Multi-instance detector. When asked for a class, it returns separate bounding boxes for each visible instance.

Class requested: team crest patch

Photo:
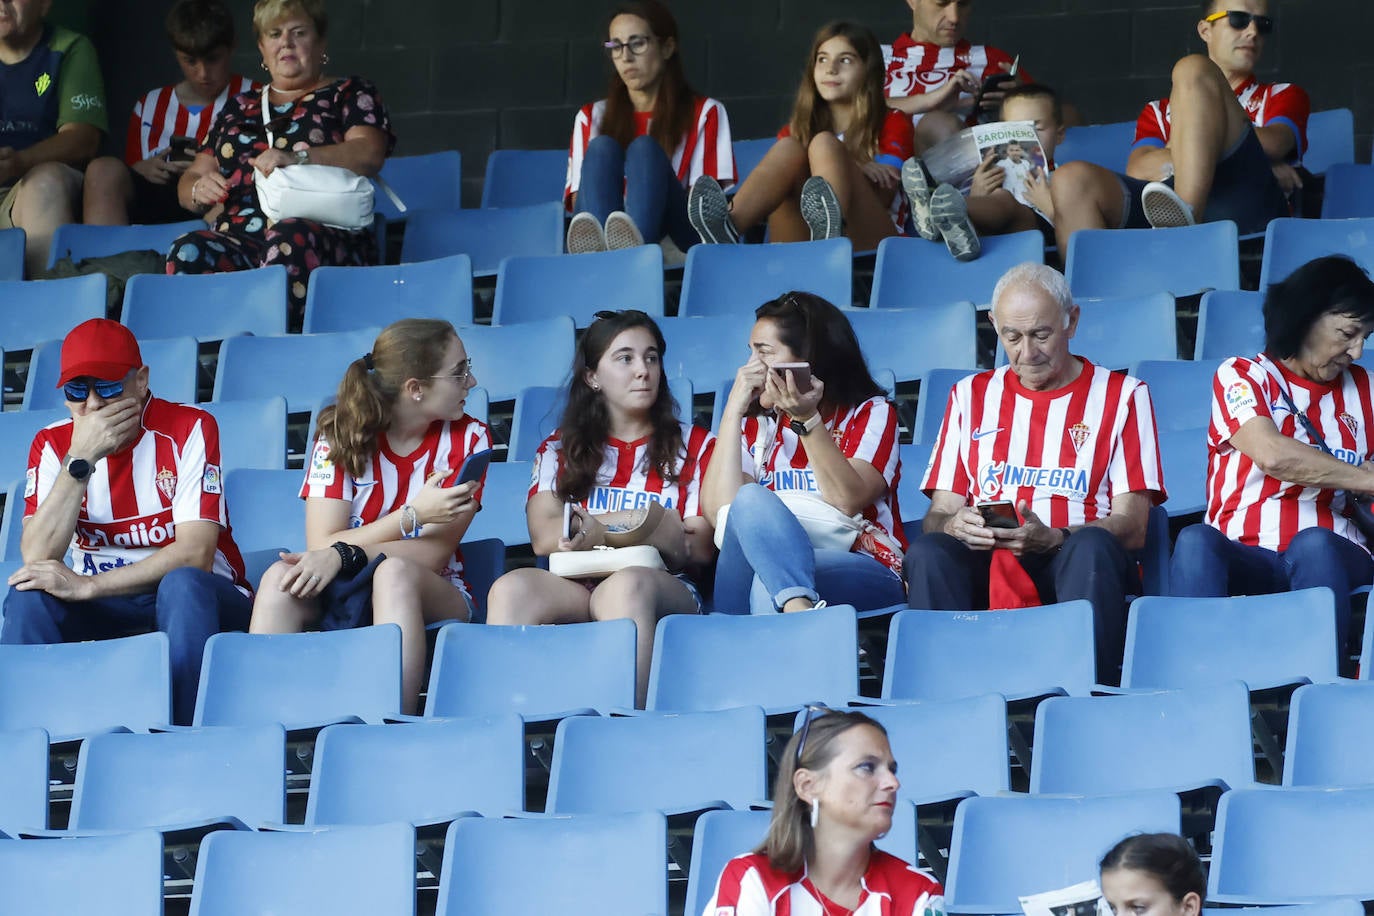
[156,467,177,500]
[24,467,35,498]
[34,72,50,96]
[202,463,222,495]
[1068,421,1091,454]
[1341,412,1360,438]
[308,441,335,485]
[1225,380,1257,412]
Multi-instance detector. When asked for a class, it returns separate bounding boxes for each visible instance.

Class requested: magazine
[922,119,1050,218]
[1018,879,1113,916]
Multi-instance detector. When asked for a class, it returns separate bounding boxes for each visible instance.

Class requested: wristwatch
[294,148,310,165]
[65,456,92,481]
[789,413,823,436]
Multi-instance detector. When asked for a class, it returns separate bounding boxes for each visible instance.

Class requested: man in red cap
[1,318,252,725]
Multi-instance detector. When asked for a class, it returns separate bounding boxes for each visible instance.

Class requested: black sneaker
[687,176,739,244]
[901,157,939,241]
[800,176,843,241]
[930,183,982,262]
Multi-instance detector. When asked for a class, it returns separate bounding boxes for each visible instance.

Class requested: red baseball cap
[58,318,143,387]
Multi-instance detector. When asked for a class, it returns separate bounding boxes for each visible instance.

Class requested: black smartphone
[454,448,493,487]
[771,362,813,392]
[168,135,197,162]
[978,500,1019,529]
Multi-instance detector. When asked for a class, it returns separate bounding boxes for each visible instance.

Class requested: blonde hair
[253,0,328,38]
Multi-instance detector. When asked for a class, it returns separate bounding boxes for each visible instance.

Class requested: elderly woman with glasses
[563,0,735,255]
[703,708,946,915]
[486,310,717,707]
[249,319,488,716]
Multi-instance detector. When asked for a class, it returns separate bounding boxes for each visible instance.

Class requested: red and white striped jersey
[530,423,716,518]
[1133,75,1310,161]
[923,361,1166,525]
[736,397,907,571]
[778,109,915,231]
[563,95,736,210]
[1206,353,1374,552]
[703,849,945,915]
[301,417,492,596]
[122,75,257,164]
[24,397,250,593]
[883,35,1025,126]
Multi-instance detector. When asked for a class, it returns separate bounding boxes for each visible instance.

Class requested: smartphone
[978,500,1019,529]
[772,362,813,392]
[454,448,493,487]
[562,501,574,540]
[168,135,197,162]
[979,54,1020,99]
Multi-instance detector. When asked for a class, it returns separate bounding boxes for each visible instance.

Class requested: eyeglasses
[603,35,654,59]
[795,704,829,766]
[63,377,125,402]
[431,358,474,382]
[1204,10,1274,34]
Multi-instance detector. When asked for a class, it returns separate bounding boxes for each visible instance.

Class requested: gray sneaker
[800,175,843,241]
[901,157,939,241]
[566,211,607,254]
[604,210,645,250]
[931,183,982,262]
[687,175,739,244]
[1141,181,1196,228]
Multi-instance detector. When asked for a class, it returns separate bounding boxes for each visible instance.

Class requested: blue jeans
[1169,523,1374,659]
[0,567,253,726]
[575,134,697,250]
[713,484,906,615]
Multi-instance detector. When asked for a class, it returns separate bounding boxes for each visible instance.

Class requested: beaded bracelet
[399,504,423,540]
[331,541,366,576]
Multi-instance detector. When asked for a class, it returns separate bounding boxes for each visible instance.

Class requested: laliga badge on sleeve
[1225,380,1257,413]
[24,467,36,498]
[202,463,222,495]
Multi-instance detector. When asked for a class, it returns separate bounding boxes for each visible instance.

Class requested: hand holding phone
[771,362,813,392]
[454,448,493,487]
[977,500,1020,529]
[168,135,197,162]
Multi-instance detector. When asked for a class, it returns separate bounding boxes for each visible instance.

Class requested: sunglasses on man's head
[63,378,125,402]
[1204,10,1274,34]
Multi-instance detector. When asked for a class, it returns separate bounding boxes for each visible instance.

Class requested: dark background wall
[69,0,1371,205]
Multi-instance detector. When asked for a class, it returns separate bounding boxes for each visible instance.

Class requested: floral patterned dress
[165,76,395,329]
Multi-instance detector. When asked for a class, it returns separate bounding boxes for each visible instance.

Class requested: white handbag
[548,545,666,579]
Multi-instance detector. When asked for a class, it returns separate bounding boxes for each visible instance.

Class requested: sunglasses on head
[1205,10,1274,34]
[794,704,830,766]
[63,377,125,402]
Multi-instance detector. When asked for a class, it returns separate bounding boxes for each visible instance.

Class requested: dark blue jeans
[575,134,697,250]
[1169,523,1374,658]
[0,567,253,726]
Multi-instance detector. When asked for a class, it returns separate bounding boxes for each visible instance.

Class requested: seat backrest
[0,274,105,353]
[425,619,636,719]
[507,385,565,461]
[1320,163,1374,219]
[1031,682,1255,794]
[212,327,380,412]
[849,301,978,385]
[0,631,171,738]
[1259,217,1374,289]
[480,148,567,208]
[495,245,664,326]
[865,693,1011,801]
[1303,108,1355,176]
[400,202,564,274]
[731,137,774,186]
[194,626,402,728]
[681,238,852,318]
[0,226,23,281]
[897,442,934,523]
[1054,120,1137,174]
[0,830,164,915]
[46,219,204,269]
[374,150,462,220]
[460,460,534,547]
[684,808,773,916]
[223,468,305,552]
[1130,359,1223,432]
[1195,289,1265,360]
[303,255,475,333]
[648,605,859,712]
[0,484,24,561]
[1066,222,1240,299]
[547,705,767,814]
[0,407,66,491]
[1283,682,1374,786]
[0,727,48,832]
[199,397,288,471]
[25,334,199,409]
[657,313,755,394]
[457,537,503,623]
[458,317,575,401]
[1157,425,1209,517]
[883,603,1097,701]
[306,716,524,825]
[1064,292,1178,367]
[946,791,1181,914]
[1123,588,1339,690]
[913,367,976,445]
[871,231,1044,310]
[190,822,417,916]
[438,810,667,916]
[123,266,287,340]
[70,724,285,831]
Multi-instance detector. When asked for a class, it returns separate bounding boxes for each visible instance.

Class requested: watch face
[68,458,91,479]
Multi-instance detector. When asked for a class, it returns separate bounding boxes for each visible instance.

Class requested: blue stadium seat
[684,809,772,916]
[239,547,286,593]
[373,150,462,222]
[458,317,575,401]
[647,605,859,713]
[1031,682,1256,795]
[1209,786,1374,904]
[732,137,774,187]
[425,618,636,721]
[223,468,305,552]
[657,313,755,395]
[24,334,198,409]
[0,227,23,280]
[0,274,105,353]
[46,219,203,269]
[1054,120,1137,174]
[849,301,978,384]
[0,407,65,492]
[461,460,533,547]
[1123,588,1339,691]
[480,148,567,208]
[1283,682,1374,786]
[1303,108,1355,175]
[1130,359,1224,432]
[913,367,976,445]
[507,377,692,462]
[1321,164,1374,219]
[0,830,164,914]
[1157,425,1208,517]
[1202,904,1365,916]
[495,245,664,326]
[883,603,1098,702]
[547,705,767,815]
[190,822,417,915]
[438,811,667,916]
[1259,217,1374,289]
[945,791,1181,915]
[213,327,380,412]
[870,231,1044,311]
[194,625,403,729]
[0,727,48,832]
[897,442,934,529]
[680,238,851,318]
[0,485,24,561]
[401,202,564,275]
[122,266,287,340]
[200,397,288,471]
[458,537,504,624]
[1195,289,1265,360]
[303,255,474,333]
[0,631,170,739]
[1065,222,1240,298]
[1055,292,1180,368]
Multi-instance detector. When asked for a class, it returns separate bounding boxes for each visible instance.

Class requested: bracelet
[331,541,366,576]
[190,177,203,207]
[399,504,423,540]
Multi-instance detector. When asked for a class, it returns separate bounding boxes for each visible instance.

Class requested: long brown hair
[788,21,886,162]
[316,319,457,480]
[598,0,697,160]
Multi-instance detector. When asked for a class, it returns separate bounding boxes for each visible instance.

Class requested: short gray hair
[991,262,1074,324]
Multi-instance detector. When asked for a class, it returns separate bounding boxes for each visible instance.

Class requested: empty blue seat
[1041,292,1179,368]
[461,460,534,547]
[680,238,851,317]
[0,274,105,353]
[1259,217,1374,289]
[1066,222,1240,298]
[657,313,755,395]
[480,148,567,208]
[849,301,978,384]
[1303,108,1355,175]
[0,488,24,562]
[199,397,287,471]
[0,407,65,491]
[24,334,199,409]
[223,468,305,552]
[945,791,1181,914]
[46,219,203,269]
[1283,682,1374,786]
[0,227,23,280]
[0,727,48,832]
[1130,359,1224,432]
[547,705,766,815]
[732,137,774,186]
[1321,163,1374,219]
[438,810,667,916]
[913,367,976,445]
[122,266,287,340]
[190,822,417,915]
[458,537,504,624]
[1209,786,1374,904]
[1157,425,1208,517]
[303,255,474,333]
[0,830,163,914]
[897,442,934,528]
[684,808,773,916]
[870,231,1044,311]
[194,625,402,729]
[507,385,565,461]
[494,245,664,326]
[213,327,380,412]
[373,150,462,221]
[648,605,858,713]
[458,317,575,401]
[1054,120,1137,174]
[401,202,564,275]
[1195,289,1265,360]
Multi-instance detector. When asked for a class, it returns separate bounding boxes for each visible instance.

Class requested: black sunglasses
[1204,10,1274,34]
[63,377,125,402]
[795,704,829,766]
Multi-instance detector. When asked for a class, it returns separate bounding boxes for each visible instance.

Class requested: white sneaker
[930,183,982,262]
[603,210,645,250]
[566,211,607,254]
[1141,181,1196,228]
[800,176,843,241]
[901,157,939,241]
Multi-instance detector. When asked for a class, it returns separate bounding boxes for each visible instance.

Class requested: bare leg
[1048,161,1128,263]
[1159,54,1253,214]
[729,137,809,241]
[587,567,698,707]
[249,560,323,633]
[83,156,135,226]
[806,133,900,252]
[914,112,966,155]
[485,567,595,626]
[966,190,1042,236]
[370,556,470,716]
[10,162,82,276]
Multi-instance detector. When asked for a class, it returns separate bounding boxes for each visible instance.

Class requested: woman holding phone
[485,310,716,706]
[249,318,488,715]
[701,291,907,615]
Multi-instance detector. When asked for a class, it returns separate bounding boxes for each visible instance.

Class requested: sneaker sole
[901,158,939,241]
[931,186,982,262]
[566,213,606,254]
[604,212,644,250]
[687,177,736,244]
[800,177,842,241]
[1141,183,1195,228]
